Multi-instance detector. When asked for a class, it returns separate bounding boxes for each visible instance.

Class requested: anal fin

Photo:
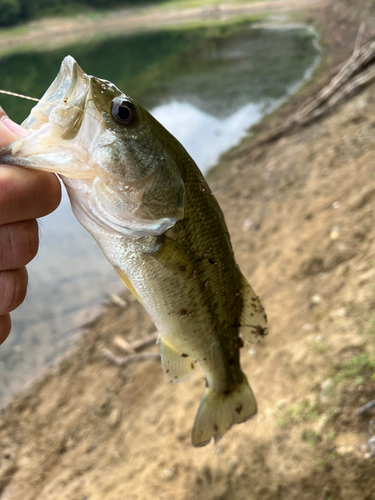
[239,272,268,341]
[159,336,195,383]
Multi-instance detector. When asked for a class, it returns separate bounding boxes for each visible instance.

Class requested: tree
[0,0,21,26]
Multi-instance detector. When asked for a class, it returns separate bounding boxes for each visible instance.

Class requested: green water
[0,23,318,123]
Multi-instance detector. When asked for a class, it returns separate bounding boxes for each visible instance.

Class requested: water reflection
[153,101,264,173]
[0,22,320,405]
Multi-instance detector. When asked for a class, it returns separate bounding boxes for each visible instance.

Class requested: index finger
[0,113,19,147]
[0,107,29,145]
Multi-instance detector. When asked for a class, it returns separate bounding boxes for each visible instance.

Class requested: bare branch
[102,349,160,366]
[131,331,158,351]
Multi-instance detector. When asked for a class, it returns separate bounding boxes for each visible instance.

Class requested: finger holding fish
[0,112,61,344]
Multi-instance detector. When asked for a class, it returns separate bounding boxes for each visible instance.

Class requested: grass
[277,399,322,428]
[158,0,278,9]
[301,429,322,446]
[163,12,270,32]
[334,352,375,384]
[313,342,328,355]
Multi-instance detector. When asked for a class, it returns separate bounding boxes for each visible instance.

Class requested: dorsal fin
[239,272,268,342]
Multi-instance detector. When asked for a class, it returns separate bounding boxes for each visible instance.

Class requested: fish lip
[21,55,90,132]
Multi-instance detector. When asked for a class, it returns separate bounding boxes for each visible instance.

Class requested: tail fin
[191,375,257,447]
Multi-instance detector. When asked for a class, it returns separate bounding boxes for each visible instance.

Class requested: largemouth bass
[0,56,267,447]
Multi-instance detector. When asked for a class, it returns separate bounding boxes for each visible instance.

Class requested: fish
[0,56,267,447]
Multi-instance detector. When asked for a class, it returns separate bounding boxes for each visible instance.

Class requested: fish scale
[0,55,267,447]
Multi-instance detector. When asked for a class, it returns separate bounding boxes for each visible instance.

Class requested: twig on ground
[112,331,158,354]
[102,349,160,366]
[103,331,159,366]
[357,399,375,416]
[131,331,159,351]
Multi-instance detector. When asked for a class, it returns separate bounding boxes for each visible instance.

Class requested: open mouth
[22,56,90,133]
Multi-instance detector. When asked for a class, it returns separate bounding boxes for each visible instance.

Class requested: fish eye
[111,99,137,126]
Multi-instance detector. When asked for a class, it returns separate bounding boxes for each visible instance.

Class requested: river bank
[1,0,375,499]
[0,0,322,57]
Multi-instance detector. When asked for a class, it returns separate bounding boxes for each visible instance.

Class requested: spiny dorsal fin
[158,335,195,383]
[239,272,268,342]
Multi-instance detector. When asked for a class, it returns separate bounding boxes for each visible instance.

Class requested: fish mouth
[22,55,90,135]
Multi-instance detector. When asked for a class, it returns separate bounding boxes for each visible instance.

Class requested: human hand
[0,107,61,344]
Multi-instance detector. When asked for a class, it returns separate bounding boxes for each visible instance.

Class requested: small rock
[320,378,334,404]
[215,445,223,455]
[335,308,346,317]
[332,201,341,209]
[330,225,340,240]
[163,469,175,480]
[302,324,314,332]
[247,348,256,358]
[314,334,325,343]
[336,445,354,455]
[242,219,253,231]
[277,399,287,409]
[107,408,122,428]
[311,294,322,305]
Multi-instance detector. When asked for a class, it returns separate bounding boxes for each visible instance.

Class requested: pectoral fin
[159,335,195,383]
[147,236,193,275]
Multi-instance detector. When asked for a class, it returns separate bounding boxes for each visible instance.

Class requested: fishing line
[0,89,103,126]
[0,89,40,102]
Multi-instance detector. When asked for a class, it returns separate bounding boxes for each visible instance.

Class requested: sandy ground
[1,0,375,499]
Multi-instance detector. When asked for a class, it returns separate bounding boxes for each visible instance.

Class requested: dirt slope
[1,1,375,499]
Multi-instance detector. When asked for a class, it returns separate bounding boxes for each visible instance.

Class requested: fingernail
[0,112,29,137]
[0,106,7,121]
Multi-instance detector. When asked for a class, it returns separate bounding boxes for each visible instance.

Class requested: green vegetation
[334,352,375,384]
[277,399,322,428]
[157,0,275,9]
[301,429,321,446]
